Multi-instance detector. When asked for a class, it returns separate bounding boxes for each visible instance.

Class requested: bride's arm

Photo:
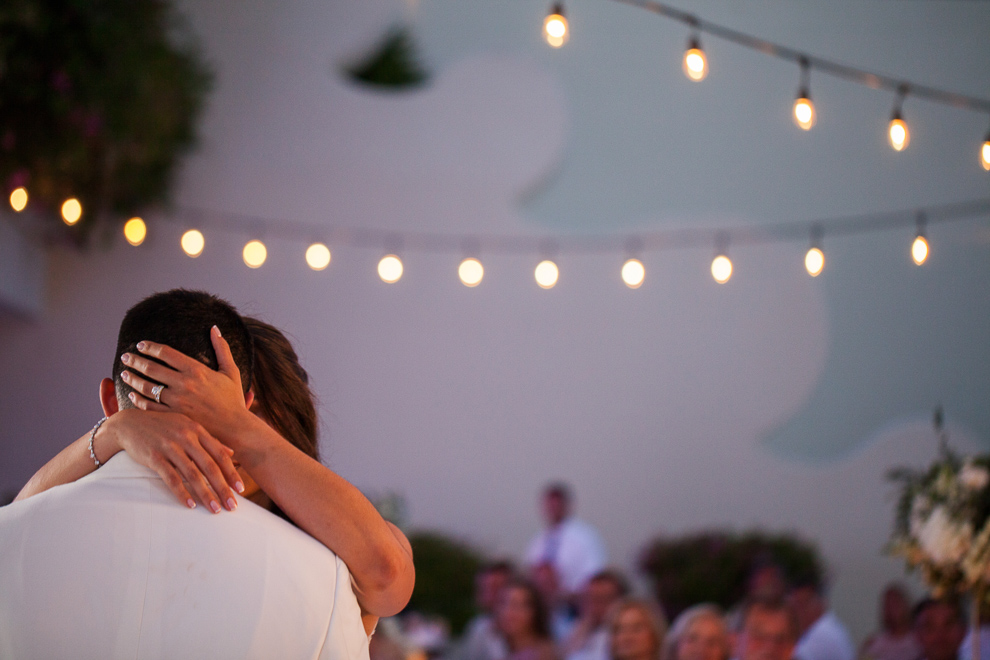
[15,407,243,513]
[123,328,416,619]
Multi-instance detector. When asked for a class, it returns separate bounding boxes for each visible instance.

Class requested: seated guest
[735,598,799,660]
[912,599,964,660]
[533,560,578,643]
[727,561,788,633]
[788,577,854,660]
[609,598,668,660]
[565,570,630,660]
[455,561,515,660]
[860,584,921,660]
[664,604,731,660]
[496,579,559,660]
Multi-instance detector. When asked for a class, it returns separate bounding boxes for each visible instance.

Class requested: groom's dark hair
[112,289,253,408]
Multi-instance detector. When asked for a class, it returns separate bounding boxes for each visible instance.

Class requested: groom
[0,289,369,660]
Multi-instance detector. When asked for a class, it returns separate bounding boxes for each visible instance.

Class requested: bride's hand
[102,408,243,513]
[119,326,254,446]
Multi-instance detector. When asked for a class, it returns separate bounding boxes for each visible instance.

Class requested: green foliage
[638,530,824,619]
[0,0,211,240]
[405,531,484,636]
[344,27,429,90]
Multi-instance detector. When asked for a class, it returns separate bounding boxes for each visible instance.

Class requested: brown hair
[500,578,552,643]
[244,318,319,462]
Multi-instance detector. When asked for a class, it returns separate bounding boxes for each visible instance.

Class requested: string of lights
[544,0,990,167]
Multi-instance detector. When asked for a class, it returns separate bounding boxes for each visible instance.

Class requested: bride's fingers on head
[120,351,176,387]
[135,340,199,373]
[211,326,241,382]
[127,391,168,412]
[121,371,170,411]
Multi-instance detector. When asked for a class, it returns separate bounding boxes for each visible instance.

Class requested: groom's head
[111,289,253,409]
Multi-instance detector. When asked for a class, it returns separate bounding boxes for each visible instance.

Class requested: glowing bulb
[61,198,82,225]
[621,259,645,289]
[912,235,929,265]
[981,139,990,171]
[711,255,732,283]
[123,217,146,246]
[181,229,205,258]
[458,258,484,287]
[243,240,267,268]
[543,4,568,48]
[793,96,815,130]
[683,39,707,81]
[9,187,27,212]
[805,247,824,277]
[306,243,331,271]
[378,254,403,283]
[889,118,909,151]
[535,260,559,289]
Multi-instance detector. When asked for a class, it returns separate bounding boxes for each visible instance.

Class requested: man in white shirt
[525,482,607,600]
[564,570,629,660]
[788,578,855,660]
[0,290,370,660]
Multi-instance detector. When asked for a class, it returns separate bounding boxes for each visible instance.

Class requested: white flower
[960,463,990,491]
[917,506,973,565]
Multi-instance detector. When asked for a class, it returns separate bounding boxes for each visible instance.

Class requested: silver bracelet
[89,416,109,468]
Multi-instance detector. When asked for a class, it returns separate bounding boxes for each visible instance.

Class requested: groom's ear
[244,388,255,410]
[99,378,119,417]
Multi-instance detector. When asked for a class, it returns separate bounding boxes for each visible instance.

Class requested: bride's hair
[244,318,320,463]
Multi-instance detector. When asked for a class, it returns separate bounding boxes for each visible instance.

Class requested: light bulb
[378,255,403,283]
[912,235,929,266]
[181,230,205,258]
[793,95,815,130]
[543,3,568,48]
[61,198,82,225]
[889,117,909,151]
[805,247,824,277]
[981,138,990,171]
[621,259,645,289]
[9,187,28,212]
[306,243,331,271]
[123,217,147,246]
[535,260,559,289]
[458,258,484,287]
[683,38,707,81]
[711,255,732,283]
[243,240,267,268]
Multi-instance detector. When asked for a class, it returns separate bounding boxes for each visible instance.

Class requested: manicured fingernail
[128,392,136,402]
[226,497,237,511]
[213,325,222,338]
[210,500,221,514]
[186,499,196,509]
[234,481,244,493]
[120,353,131,364]
[120,371,130,381]
[136,341,147,351]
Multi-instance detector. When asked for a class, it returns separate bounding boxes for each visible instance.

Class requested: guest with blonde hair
[609,598,668,660]
[664,605,731,660]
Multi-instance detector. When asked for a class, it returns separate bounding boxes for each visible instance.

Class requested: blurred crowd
[374,483,981,660]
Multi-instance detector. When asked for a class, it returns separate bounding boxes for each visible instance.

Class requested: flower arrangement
[888,443,990,600]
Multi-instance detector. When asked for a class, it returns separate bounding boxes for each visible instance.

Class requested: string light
[535,260,559,289]
[61,198,82,225]
[711,254,732,283]
[543,2,568,48]
[306,243,332,270]
[682,34,708,82]
[9,187,28,212]
[458,258,484,287]
[378,254,404,283]
[981,126,990,171]
[793,58,816,131]
[912,213,928,266]
[804,226,824,276]
[123,217,147,246]
[621,258,645,288]
[889,86,910,151]
[181,229,205,258]
[243,240,267,268]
